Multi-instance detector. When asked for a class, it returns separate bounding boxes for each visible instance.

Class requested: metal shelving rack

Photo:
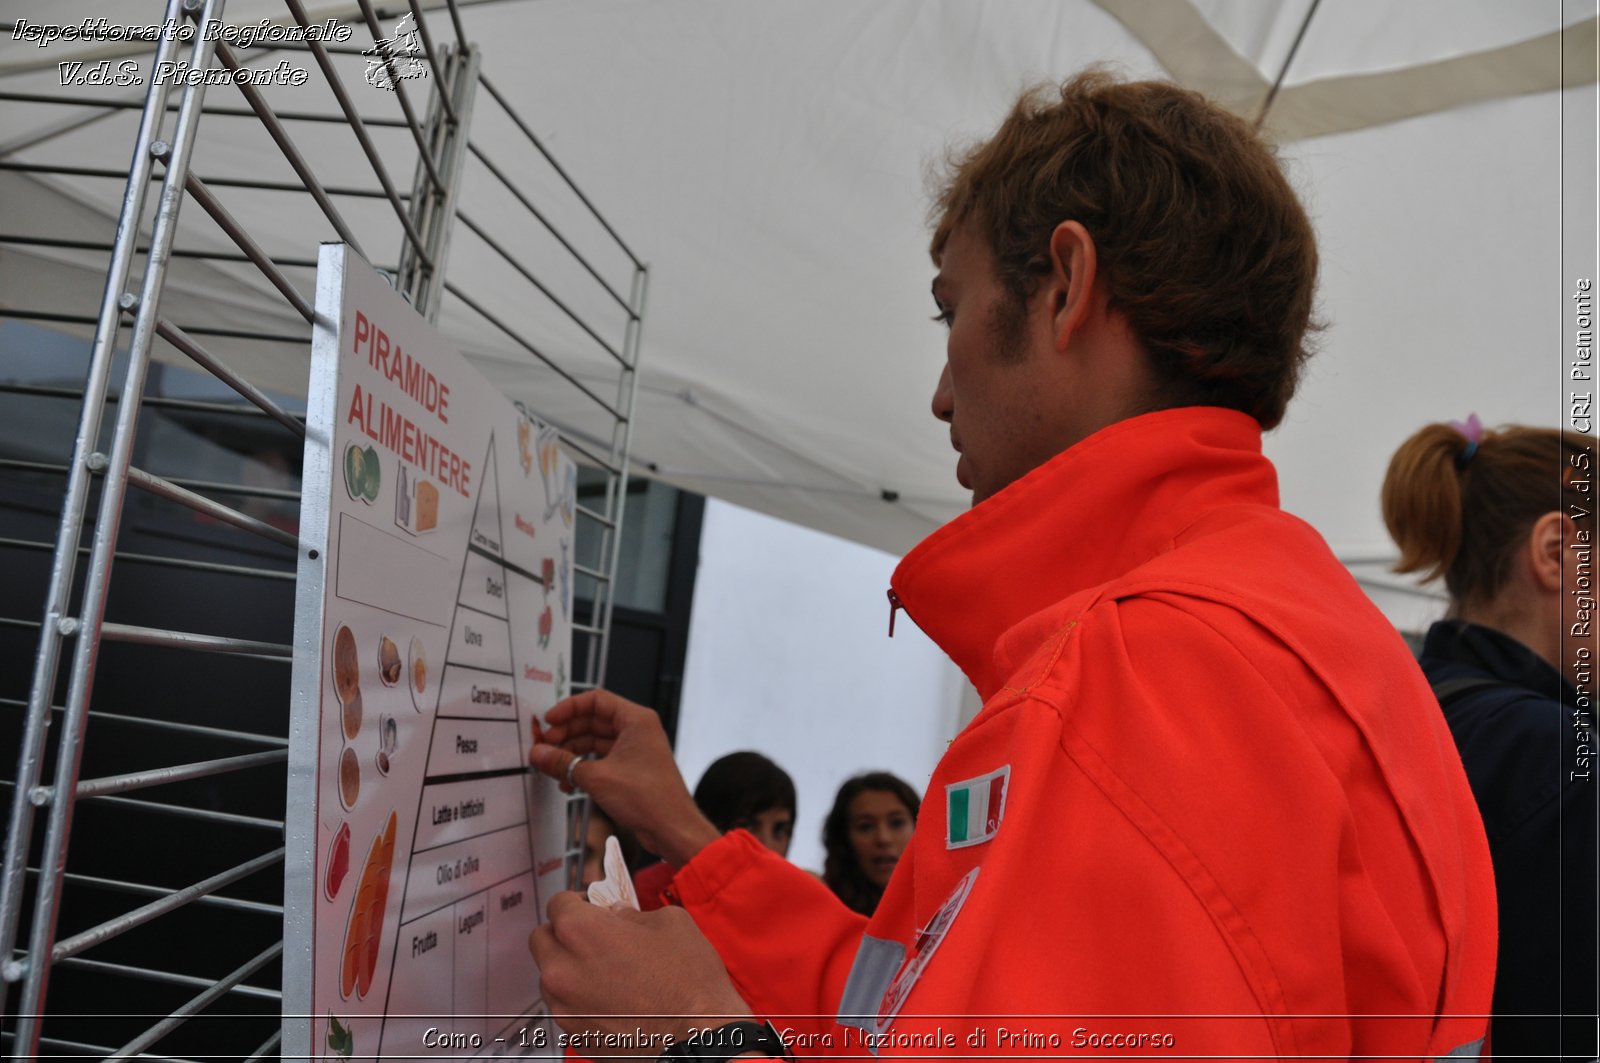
[0,2,644,1056]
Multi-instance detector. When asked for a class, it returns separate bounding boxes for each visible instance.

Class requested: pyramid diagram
[377,438,549,1053]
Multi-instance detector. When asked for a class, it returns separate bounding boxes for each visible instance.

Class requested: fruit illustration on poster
[325,822,352,901]
[343,443,380,503]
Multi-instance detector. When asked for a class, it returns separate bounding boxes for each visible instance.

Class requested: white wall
[676,499,967,872]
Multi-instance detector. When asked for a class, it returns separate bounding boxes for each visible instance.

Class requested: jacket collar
[1422,619,1576,703]
[891,407,1278,700]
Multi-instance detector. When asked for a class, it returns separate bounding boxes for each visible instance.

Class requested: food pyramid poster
[291,244,575,1058]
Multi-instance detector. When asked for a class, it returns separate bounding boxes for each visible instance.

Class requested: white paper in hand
[585,836,640,911]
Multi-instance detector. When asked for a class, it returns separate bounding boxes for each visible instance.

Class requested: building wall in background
[676,499,967,873]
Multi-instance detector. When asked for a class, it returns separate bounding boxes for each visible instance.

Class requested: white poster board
[288,244,576,1059]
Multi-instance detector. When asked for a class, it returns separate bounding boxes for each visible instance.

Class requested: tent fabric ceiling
[1,1,1594,561]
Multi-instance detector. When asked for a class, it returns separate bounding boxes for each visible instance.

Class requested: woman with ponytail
[1382,416,1596,1062]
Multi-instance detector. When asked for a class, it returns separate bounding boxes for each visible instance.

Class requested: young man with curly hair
[528,72,1496,1061]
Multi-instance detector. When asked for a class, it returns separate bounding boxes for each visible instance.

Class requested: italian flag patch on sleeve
[945,766,1009,849]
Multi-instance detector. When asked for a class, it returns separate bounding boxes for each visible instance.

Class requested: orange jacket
[674,409,1496,1059]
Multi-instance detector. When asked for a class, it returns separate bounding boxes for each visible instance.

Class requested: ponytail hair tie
[1447,412,1484,469]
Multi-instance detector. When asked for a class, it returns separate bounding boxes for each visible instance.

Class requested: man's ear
[1526,511,1570,594]
[1046,221,1098,352]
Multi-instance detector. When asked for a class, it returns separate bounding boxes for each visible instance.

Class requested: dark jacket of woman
[1420,619,1597,1063]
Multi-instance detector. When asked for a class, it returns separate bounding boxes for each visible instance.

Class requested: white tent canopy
[1,0,1595,593]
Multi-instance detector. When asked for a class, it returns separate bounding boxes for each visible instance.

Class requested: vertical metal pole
[399,45,479,319]
[8,1,226,1052]
[419,46,478,320]
[0,0,187,1027]
[396,56,445,305]
[591,265,648,685]
[281,243,349,1062]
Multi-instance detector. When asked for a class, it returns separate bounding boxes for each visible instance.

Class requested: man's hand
[529,689,720,866]
[530,891,754,1061]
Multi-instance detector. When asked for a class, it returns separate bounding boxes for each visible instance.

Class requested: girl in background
[821,772,919,916]
[631,750,797,909]
[1382,416,1596,1062]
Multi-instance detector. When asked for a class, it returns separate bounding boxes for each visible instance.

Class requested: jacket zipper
[887,588,902,638]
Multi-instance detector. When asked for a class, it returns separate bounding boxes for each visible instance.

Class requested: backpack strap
[1429,676,1513,707]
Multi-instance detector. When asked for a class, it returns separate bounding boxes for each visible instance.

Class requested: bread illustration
[415,480,438,532]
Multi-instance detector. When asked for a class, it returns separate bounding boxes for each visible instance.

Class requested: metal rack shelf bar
[0,233,321,270]
[444,0,470,45]
[464,142,633,315]
[98,622,294,658]
[226,37,374,56]
[64,749,289,802]
[0,537,292,584]
[286,0,433,269]
[538,414,637,475]
[0,1029,201,1061]
[25,870,283,917]
[213,40,366,257]
[128,548,293,582]
[554,431,622,477]
[0,382,308,423]
[0,698,289,747]
[148,317,308,439]
[106,941,282,1060]
[1,307,309,344]
[572,563,609,583]
[38,848,285,971]
[244,1030,283,1062]
[125,465,300,550]
[574,503,615,529]
[441,281,625,421]
[54,954,280,1001]
[0,458,74,477]
[572,622,604,637]
[192,173,400,199]
[455,211,625,366]
[181,173,314,322]
[0,90,410,127]
[156,474,302,503]
[86,713,285,747]
[72,794,284,832]
[0,462,304,505]
[479,74,642,269]
[0,160,398,199]
[0,161,151,181]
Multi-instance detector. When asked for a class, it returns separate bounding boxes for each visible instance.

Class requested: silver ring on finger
[564,752,589,790]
